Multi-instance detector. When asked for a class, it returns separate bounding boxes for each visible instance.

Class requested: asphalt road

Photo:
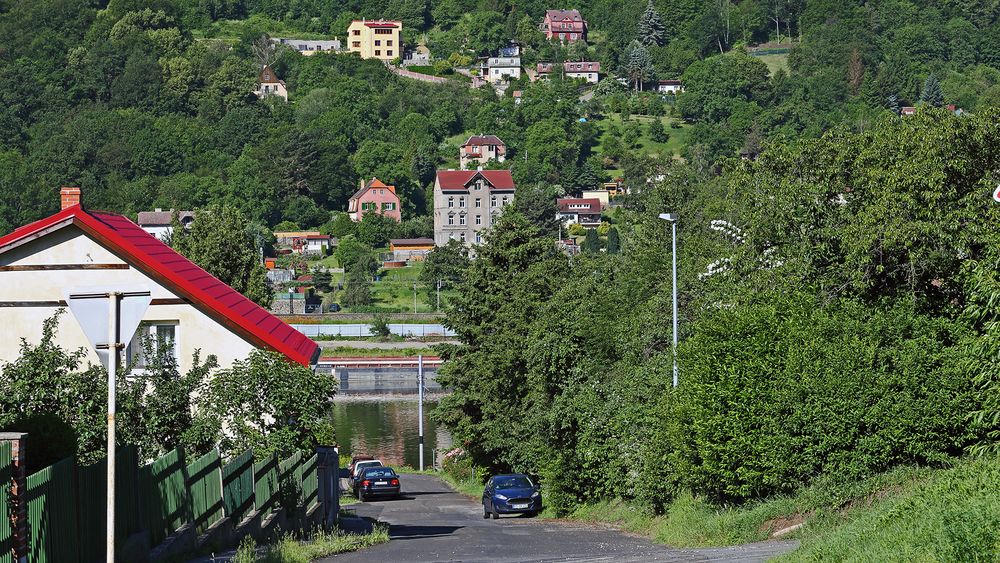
[320,474,799,563]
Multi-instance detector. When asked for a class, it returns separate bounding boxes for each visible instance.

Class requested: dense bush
[669,293,980,502]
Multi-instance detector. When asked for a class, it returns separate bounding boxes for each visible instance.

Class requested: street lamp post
[658,213,679,387]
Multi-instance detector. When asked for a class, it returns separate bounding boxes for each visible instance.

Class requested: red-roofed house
[460,135,507,168]
[434,170,516,246]
[536,61,600,83]
[0,188,319,371]
[557,197,602,227]
[541,9,587,43]
[348,178,402,222]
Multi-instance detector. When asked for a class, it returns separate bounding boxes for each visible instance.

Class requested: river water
[330,398,453,469]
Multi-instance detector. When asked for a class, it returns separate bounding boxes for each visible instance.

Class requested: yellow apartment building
[347,19,402,61]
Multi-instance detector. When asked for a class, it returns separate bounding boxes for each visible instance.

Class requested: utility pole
[418,355,425,471]
[658,213,679,387]
[413,281,417,314]
[436,279,442,311]
[105,292,119,563]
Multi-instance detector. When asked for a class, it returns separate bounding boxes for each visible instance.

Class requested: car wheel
[358,493,366,502]
[483,502,490,519]
[491,504,500,520]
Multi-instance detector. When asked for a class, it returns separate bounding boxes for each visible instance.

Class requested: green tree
[648,118,669,142]
[420,239,470,307]
[920,74,945,107]
[342,266,373,307]
[356,211,396,248]
[581,228,601,253]
[513,183,561,237]
[606,226,621,254]
[623,40,656,91]
[638,0,666,47]
[197,350,336,459]
[170,205,274,308]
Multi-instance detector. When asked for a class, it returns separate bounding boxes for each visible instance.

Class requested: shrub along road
[321,474,798,562]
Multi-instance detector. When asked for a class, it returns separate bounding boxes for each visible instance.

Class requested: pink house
[348,178,402,222]
[541,9,587,43]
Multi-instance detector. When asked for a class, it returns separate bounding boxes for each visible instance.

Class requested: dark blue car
[482,474,541,519]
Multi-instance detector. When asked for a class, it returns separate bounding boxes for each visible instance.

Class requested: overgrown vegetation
[232,524,390,563]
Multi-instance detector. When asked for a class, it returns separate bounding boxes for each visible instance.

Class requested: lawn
[754,53,790,77]
[591,113,691,160]
[320,261,458,313]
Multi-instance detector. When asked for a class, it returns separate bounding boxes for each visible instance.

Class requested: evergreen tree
[637,0,666,46]
[582,228,601,253]
[606,226,621,254]
[886,93,900,114]
[920,74,944,108]
[623,40,656,91]
[342,266,372,307]
[648,118,669,142]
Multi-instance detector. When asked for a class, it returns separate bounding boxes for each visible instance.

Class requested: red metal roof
[0,205,319,366]
[436,170,516,191]
[557,197,602,213]
[362,20,400,28]
[461,135,505,147]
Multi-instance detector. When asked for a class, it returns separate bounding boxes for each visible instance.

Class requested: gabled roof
[545,9,584,22]
[557,198,602,213]
[461,135,505,147]
[436,170,516,191]
[259,64,284,85]
[349,177,398,202]
[565,61,600,72]
[137,210,195,227]
[390,238,435,247]
[0,205,319,366]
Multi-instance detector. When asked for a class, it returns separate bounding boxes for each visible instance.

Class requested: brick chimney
[60,186,81,210]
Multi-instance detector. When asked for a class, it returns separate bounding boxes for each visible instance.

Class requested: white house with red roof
[536,61,600,83]
[0,188,319,374]
[541,9,587,43]
[557,197,603,227]
[460,135,507,169]
[433,170,516,246]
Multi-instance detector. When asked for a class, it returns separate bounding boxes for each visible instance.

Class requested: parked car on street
[348,455,375,475]
[356,466,401,501]
[482,474,541,519]
[350,459,384,492]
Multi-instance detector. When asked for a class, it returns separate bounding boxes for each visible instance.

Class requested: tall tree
[170,205,273,308]
[623,40,656,91]
[920,74,944,107]
[582,228,601,253]
[606,226,621,254]
[638,0,666,46]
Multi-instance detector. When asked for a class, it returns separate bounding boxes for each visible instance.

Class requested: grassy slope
[591,113,691,160]
[754,53,790,77]
[565,457,1000,558]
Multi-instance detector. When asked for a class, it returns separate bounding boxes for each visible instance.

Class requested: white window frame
[126,321,179,373]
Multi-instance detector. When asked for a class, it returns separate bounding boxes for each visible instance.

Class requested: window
[382,202,396,211]
[459,197,466,208]
[352,30,361,36]
[375,50,381,56]
[375,40,381,46]
[460,232,466,242]
[491,196,497,207]
[448,197,454,208]
[352,41,361,48]
[475,233,482,243]
[362,202,376,211]
[502,196,509,206]
[475,198,482,208]
[387,50,393,56]
[387,40,393,46]
[476,215,482,225]
[459,215,466,225]
[448,214,454,225]
[126,322,178,369]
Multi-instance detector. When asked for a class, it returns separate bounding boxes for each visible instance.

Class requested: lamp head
[658,213,678,222]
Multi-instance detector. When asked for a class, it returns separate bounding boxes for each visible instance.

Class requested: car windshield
[494,476,533,489]
[363,468,397,479]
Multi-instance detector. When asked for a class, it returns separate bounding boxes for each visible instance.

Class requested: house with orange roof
[348,178,402,222]
[0,187,319,373]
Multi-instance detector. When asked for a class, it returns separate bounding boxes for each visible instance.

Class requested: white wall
[0,226,257,373]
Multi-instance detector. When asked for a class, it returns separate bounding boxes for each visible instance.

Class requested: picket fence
[0,445,319,563]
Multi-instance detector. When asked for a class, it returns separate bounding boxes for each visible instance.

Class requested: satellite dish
[62,285,152,369]
[993,185,1000,203]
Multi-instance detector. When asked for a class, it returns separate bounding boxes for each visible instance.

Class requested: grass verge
[232,522,390,563]
[317,346,437,357]
[397,467,483,498]
[565,458,1000,558]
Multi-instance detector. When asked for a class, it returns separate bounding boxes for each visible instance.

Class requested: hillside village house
[272,37,342,55]
[656,80,684,94]
[390,238,435,261]
[347,19,402,61]
[348,178,402,222]
[254,64,287,101]
[0,188,319,374]
[580,189,610,208]
[460,135,507,168]
[434,170,516,246]
[137,209,195,240]
[536,61,600,83]
[484,57,521,84]
[557,197,603,227]
[541,9,587,43]
[273,231,332,255]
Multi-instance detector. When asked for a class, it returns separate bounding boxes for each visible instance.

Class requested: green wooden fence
[0,442,13,563]
[18,445,321,562]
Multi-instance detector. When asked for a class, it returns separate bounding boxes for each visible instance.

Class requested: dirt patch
[761,512,811,538]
